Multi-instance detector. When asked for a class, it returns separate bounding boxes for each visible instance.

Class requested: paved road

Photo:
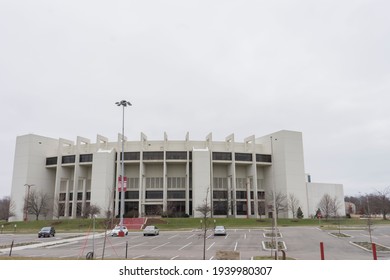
[1,226,389,260]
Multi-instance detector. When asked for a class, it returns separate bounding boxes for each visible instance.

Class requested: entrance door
[145,205,163,216]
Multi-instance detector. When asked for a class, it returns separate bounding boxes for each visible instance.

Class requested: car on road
[143,225,159,236]
[111,225,129,236]
[38,226,56,238]
[214,225,227,236]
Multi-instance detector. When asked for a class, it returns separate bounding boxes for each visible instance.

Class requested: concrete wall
[256,131,308,218]
[307,182,346,217]
[90,148,116,217]
[192,148,211,217]
[9,131,346,221]
[10,134,58,221]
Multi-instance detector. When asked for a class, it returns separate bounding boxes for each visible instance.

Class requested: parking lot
[1,226,390,260]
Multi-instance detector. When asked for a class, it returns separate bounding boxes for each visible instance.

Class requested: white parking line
[209,256,214,260]
[178,242,192,251]
[168,235,178,240]
[129,242,147,248]
[60,254,78,259]
[151,242,170,251]
[171,255,179,260]
[130,236,141,240]
[225,234,229,239]
[150,235,160,239]
[46,241,79,248]
[133,255,145,259]
[361,234,378,239]
[186,234,195,239]
[207,242,215,251]
[234,241,238,251]
[244,234,247,239]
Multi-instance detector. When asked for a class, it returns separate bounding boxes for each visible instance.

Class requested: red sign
[118,176,127,192]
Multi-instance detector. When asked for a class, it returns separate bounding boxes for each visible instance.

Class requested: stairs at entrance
[123,218,146,230]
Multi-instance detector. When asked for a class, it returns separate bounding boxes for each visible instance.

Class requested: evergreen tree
[297,207,304,219]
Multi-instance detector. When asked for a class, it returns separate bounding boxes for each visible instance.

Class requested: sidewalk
[0,231,109,255]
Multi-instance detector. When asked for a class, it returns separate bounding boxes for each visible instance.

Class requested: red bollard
[372,243,377,260]
[320,242,325,260]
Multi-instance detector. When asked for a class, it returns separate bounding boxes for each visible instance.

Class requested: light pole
[270,136,279,260]
[92,214,96,259]
[24,184,34,221]
[116,100,132,236]
[366,195,373,244]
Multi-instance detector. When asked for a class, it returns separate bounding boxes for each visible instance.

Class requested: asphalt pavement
[1,226,390,260]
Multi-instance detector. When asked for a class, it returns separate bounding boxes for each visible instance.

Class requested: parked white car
[214,225,227,236]
[143,225,159,236]
[111,225,129,236]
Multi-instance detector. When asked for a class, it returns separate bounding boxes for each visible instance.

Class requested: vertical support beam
[246,177,251,218]
[185,132,190,216]
[163,132,168,214]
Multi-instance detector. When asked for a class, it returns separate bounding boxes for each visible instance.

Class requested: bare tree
[53,196,66,219]
[26,190,51,220]
[318,194,340,220]
[373,187,390,220]
[287,193,300,219]
[83,204,101,218]
[0,196,15,221]
[257,201,265,219]
[268,191,287,218]
[196,187,212,260]
[103,186,116,229]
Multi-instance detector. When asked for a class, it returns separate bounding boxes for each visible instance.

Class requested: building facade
[9,130,345,221]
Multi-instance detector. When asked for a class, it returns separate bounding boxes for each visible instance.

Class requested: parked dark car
[38,226,55,238]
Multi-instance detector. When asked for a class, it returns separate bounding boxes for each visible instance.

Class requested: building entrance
[145,204,163,216]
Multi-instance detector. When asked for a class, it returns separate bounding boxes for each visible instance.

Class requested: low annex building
[9,130,345,221]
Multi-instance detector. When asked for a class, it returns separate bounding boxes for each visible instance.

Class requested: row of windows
[119,190,265,200]
[145,177,164,189]
[144,191,186,199]
[58,202,91,217]
[213,201,266,216]
[213,177,255,190]
[144,177,186,189]
[213,191,265,200]
[60,179,91,193]
[46,154,93,165]
[58,177,259,192]
[167,177,186,189]
[212,152,271,163]
[134,177,256,190]
[46,152,271,165]
[127,178,139,189]
[58,200,266,217]
[59,192,91,201]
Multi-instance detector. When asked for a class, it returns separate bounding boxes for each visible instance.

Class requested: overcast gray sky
[1,0,389,198]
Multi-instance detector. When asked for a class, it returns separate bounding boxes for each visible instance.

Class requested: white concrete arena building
[9,130,345,221]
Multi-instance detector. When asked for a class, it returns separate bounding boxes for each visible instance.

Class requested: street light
[24,184,35,221]
[270,136,279,260]
[366,195,373,244]
[116,100,132,237]
[92,214,97,259]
